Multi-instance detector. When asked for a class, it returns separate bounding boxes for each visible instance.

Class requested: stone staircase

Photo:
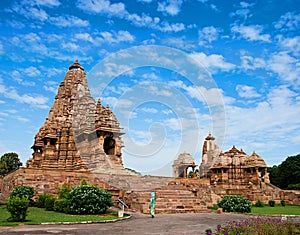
[130,183,209,214]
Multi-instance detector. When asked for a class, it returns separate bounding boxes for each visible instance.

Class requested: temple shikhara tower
[27,60,126,173]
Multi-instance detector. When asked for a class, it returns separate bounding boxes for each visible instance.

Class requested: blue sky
[0,0,299,176]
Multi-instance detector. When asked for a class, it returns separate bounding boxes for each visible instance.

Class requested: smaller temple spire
[69,59,84,71]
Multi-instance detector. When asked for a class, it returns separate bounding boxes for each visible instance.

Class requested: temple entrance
[104,137,115,155]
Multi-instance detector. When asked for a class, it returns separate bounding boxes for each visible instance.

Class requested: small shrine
[172,152,197,178]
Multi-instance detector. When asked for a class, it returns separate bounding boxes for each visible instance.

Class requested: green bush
[281,200,286,207]
[54,198,70,213]
[57,183,72,199]
[68,185,113,214]
[217,195,252,213]
[10,186,35,205]
[36,193,53,208]
[268,199,275,207]
[44,195,55,211]
[254,200,265,207]
[6,196,29,222]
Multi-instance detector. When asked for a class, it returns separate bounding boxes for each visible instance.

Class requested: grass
[0,205,124,226]
[250,205,300,215]
[208,204,300,215]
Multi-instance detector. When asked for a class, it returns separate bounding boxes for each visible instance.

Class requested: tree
[268,154,300,189]
[0,152,22,176]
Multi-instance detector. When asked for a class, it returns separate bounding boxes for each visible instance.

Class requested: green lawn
[0,206,125,226]
[250,205,300,215]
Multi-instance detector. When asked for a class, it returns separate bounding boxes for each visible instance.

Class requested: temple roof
[173,152,196,166]
[69,60,84,71]
[245,151,267,167]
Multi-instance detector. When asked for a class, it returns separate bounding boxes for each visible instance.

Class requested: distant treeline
[268,154,300,190]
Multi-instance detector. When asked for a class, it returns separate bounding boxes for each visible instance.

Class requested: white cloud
[0,78,48,108]
[231,25,271,42]
[49,15,89,27]
[230,1,255,19]
[24,66,42,77]
[240,55,266,70]
[76,0,127,17]
[224,85,300,156]
[236,84,260,98]
[162,36,196,50]
[43,81,58,93]
[277,36,300,56]
[141,72,159,80]
[15,116,30,122]
[157,0,183,16]
[12,5,48,21]
[12,70,36,86]
[198,26,221,46]
[75,33,94,43]
[267,51,300,83]
[163,117,182,131]
[274,12,300,31]
[169,80,226,106]
[158,22,185,32]
[139,107,158,114]
[76,0,186,32]
[35,0,61,7]
[61,42,80,51]
[190,52,235,74]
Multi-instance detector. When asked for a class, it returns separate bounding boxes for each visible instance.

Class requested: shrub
[57,183,72,199]
[254,200,265,207]
[6,196,29,222]
[44,195,55,211]
[10,185,35,205]
[68,185,113,214]
[217,195,252,213]
[268,199,275,207]
[54,198,70,213]
[281,200,286,207]
[36,193,53,208]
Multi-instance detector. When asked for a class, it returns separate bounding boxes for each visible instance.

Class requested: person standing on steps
[150,191,155,218]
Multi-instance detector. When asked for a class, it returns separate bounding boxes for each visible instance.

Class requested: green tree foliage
[10,185,35,206]
[254,200,265,207]
[44,195,55,211]
[268,200,275,207]
[36,193,54,208]
[68,185,113,214]
[6,196,29,222]
[57,183,72,199]
[217,195,252,213]
[0,152,22,176]
[268,154,300,189]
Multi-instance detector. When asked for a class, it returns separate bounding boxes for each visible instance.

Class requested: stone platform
[1,168,299,214]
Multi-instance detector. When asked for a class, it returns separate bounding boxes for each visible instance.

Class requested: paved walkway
[0,212,250,235]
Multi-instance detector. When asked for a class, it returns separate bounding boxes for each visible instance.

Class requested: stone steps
[130,182,209,214]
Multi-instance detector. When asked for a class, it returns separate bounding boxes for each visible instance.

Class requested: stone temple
[0,61,299,213]
[27,60,130,174]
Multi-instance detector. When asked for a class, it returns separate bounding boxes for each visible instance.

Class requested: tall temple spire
[27,61,125,172]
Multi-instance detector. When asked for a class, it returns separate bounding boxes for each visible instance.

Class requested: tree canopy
[0,152,22,176]
[268,154,300,189]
